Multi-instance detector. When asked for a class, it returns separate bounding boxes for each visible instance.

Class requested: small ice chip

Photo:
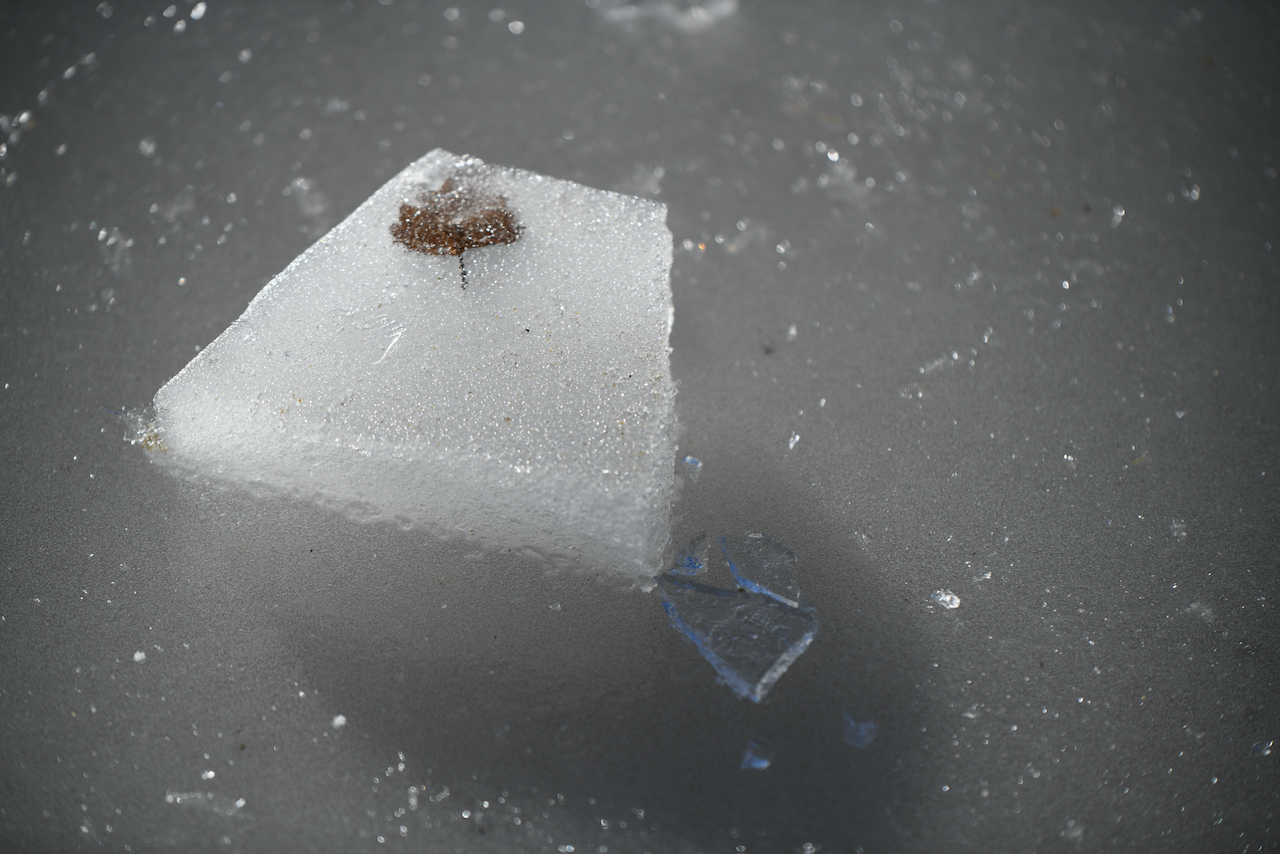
[332,714,347,729]
[678,454,702,482]
[842,713,877,748]
[133,651,146,662]
[740,739,774,770]
[931,589,960,609]
[788,432,800,450]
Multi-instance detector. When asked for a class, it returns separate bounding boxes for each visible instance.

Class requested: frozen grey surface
[2,1,1279,852]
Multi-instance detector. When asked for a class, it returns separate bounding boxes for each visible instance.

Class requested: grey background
[2,1,1278,851]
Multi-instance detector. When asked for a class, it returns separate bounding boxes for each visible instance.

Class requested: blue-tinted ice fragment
[842,712,878,748]
[720,534,801,608]
[740,739,774,770]
[679,454,703,482]
[655,534,817,702]
[669,533,709,576]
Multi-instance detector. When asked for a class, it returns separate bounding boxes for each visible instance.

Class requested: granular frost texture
[151,149,676,580]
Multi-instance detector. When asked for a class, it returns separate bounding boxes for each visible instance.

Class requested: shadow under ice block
[152,149,677,581]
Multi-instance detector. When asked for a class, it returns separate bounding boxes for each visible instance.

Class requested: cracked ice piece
[655,535,817,702]
[720,534,801,608]
[152,149,676,580]
[657,574,817,701]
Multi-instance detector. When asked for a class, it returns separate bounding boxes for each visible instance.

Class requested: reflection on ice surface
[655,535,817,702]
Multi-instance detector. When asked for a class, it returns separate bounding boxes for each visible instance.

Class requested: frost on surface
[655,535,817,702]
[151,149,676,580]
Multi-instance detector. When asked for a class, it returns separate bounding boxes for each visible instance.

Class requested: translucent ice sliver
[151,149,676,581]
[655,534,817,702]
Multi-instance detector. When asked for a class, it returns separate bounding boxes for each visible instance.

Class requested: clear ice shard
[655,534,817,702]
[151,149,676,580]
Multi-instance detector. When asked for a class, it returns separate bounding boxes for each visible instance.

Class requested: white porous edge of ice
[152,149,676,582]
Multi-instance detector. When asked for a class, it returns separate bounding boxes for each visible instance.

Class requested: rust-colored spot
[391,177,521,257]
[1049,206,1061,218]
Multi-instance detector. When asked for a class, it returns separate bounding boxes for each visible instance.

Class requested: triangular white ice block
[153,149,676,580]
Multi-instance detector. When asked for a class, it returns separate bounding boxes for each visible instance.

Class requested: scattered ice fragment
[1253,740,1274,756]
[149,150,676,581]
[788,432,800,451]
[332,714,347,729]
[133,651,146,662]
[165,790,247,817]
[655,535,816,702]
[842,713,877,748]
[599,0,739,34]
[931,589,960,609]
[668,533,709,576]
[678,454,702,482]
[740,739,774,770]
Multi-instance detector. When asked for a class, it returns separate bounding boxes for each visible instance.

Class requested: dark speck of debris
[390,176,522,288]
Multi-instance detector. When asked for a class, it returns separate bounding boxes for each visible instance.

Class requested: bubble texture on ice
[153,149,676,579]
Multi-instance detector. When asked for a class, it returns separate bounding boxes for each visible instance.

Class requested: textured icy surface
[152,149,676,580]
[4,1,1279,852]
[655,534,817,702]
